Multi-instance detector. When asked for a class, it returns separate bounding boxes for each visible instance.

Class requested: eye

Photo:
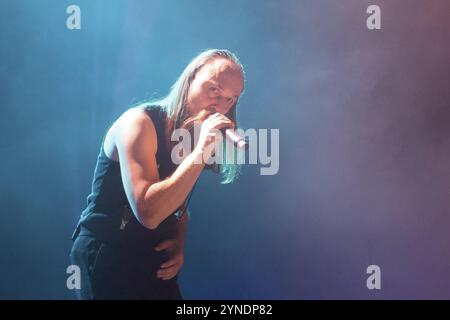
[209,86,219,93]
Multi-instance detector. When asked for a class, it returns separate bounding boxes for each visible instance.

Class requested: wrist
[192,145,206,166]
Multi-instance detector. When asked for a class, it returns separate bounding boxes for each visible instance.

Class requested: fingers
[216,121,235,130]
[197,113,235,154]
[207,115,235,130]
[154,239,175,252]
[202,114,235,133]
[154,239,183,280]
[160,258,178,269]
[156,264,179,280]
[207,113,231,123]
[157,253,183,280]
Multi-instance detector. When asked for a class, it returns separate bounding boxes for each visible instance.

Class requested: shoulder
[114,106,158,153]
[119,106,150,122]
[117,106,157,132]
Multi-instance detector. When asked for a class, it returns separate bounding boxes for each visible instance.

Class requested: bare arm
[115,109,232,229]
[114,108,204,229]
[142,149,204,229]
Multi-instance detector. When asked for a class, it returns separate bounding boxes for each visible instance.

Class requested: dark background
[0,0,449,299]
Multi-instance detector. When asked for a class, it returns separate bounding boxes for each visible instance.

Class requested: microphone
[223,128,248,149]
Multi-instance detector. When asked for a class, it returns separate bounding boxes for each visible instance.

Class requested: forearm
[142,148,204,229]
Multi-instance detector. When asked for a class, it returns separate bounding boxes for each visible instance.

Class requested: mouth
[207,105,218,113]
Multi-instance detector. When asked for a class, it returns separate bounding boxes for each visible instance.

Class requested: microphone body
[224,129,248,149]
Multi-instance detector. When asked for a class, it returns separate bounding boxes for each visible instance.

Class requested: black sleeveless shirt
[75,106,184,252]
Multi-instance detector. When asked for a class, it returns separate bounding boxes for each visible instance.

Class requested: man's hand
[154,239,184,280]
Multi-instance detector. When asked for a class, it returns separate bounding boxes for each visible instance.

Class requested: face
[186,58,244,116]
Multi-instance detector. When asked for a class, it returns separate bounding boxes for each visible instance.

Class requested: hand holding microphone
[196,113,233,154]
[195,112,247,162]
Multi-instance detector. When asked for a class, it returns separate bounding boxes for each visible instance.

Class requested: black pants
[69,234,183,300]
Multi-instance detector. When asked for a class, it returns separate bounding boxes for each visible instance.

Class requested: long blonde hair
[138,49,245,184]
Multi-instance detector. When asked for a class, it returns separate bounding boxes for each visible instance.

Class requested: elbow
[144,215,160,230]
[138,211,160,230]
[136,203,161,230]
[136,180,173,230]
[143,220,159,230]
